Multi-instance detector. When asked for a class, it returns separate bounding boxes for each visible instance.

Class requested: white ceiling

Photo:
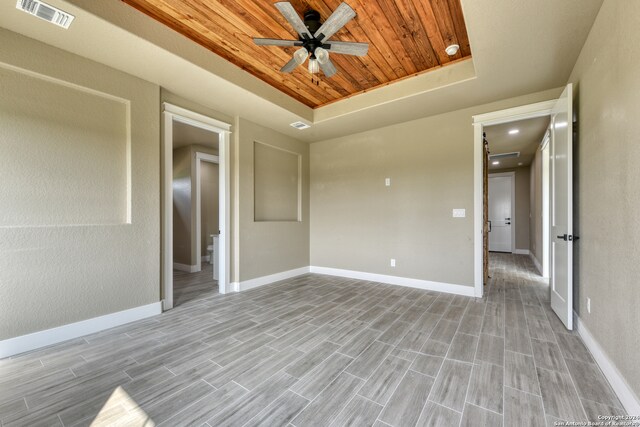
[173,121,218,150]
[0,0,603,143]
[485,116,550,170]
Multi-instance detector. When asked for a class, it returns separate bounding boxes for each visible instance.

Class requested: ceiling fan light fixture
[445,44,460,56]
[293,47,309,65]
[308,57,319,74]
[314,47,330,64]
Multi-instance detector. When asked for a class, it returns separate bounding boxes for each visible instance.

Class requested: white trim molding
[162,103,232,132]
[162,103,232,307]
[233,267,311,292]
[310,267,475,297]
[575,314,640,415]
[473,99,556,300]
[173,262,198,273]
[514,249,530,255]
[0,302,162,359]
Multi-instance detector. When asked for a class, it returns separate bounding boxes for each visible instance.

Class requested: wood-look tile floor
[173,263,218,307]
[0,254,626,426]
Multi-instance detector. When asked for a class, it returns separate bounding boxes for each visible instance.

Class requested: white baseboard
[0,302,162,359]
[575,314,640,415]
[530,253,543,275]
[173,262,198,273]
[234,267,311,292]
[514,249,530,255]
[309,266,475,297]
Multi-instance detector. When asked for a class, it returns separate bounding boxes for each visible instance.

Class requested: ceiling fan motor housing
[302,10,325,57]
[303,10,321,34]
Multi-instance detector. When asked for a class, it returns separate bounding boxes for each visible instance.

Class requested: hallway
[173,263,219,307]
[487,253,624,424]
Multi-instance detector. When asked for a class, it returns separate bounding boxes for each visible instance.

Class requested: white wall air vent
[290,121,311,130]
[16,0,75,29]
[489,151,520,161]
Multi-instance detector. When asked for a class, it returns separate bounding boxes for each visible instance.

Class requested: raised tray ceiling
[121,0,472,108]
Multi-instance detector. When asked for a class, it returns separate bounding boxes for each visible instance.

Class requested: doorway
[488,172,515,253]
[162,103,231,310]
[473,84,574,329]
[473,99,556,298]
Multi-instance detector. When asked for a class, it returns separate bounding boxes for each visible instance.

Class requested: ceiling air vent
[290,121,311,130]
[489,151,520,161]
[16,0,75,29]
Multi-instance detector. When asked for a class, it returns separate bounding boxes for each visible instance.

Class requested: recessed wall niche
[0,66,129,227]
[253,141,301,222]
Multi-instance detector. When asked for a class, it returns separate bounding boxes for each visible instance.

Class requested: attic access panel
[121,0,472,108]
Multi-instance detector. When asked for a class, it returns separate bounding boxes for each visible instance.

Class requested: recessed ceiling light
[508,129,519,135]
[492,161,500,165]
[445,44,459,56]
[290,121,311,130]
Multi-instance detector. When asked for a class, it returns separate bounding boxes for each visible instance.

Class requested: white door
[488,175,513,252]
[550,84,574,330]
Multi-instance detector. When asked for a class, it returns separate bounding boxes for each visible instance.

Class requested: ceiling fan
[253,2,369,78]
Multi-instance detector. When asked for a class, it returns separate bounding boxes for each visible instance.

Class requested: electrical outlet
[587,298,591,313]
[390,259,396,267]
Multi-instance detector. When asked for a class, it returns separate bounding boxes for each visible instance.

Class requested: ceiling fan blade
[280,57,301,73]
[326,41,369,56]
[319,58,338,78]
[253,38,301,47]
[275,2,312,39]
[314,2,356,42]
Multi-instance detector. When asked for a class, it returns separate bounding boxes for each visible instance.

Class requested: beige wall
[310,88,560,287]
[238,119,309,281]
[491,166,531,251]
[568,0,640,398]
[173,146,192,265]
[201,161,219,255]
[0,29,160,340]
[529,149,544,263]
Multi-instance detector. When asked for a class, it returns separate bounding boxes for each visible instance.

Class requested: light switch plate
[453,209,466,218]
[385,178,391,187]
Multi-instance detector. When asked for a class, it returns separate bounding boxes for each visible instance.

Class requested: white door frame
[195,152,219,272]
[540,131,551,278]
[162,103,232,310]
[488,171,516,253]
[473,99,555,297]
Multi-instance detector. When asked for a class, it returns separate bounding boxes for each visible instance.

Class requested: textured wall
[529,149,543,264]
[310,89,562,287]
[238,119,309,281]
[172,146,192,266]
[200,161,219,255]
[0,30,160,340]
[568,0,640,398]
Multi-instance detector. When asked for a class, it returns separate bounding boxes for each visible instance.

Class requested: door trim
[488,171,516,253]
[472,100,555,298]
[162,103,232,310]
[195,152,219,273]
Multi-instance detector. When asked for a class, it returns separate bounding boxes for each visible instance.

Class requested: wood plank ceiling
[121,0,472,108]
